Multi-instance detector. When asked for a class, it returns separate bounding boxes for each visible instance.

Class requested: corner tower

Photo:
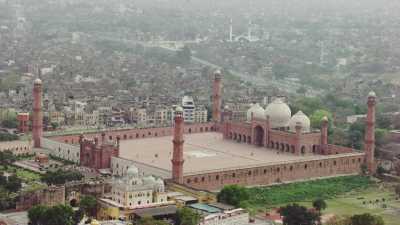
[172,107,185,184]
[364,91,376,174]
[32,79,43,148]
[212,70,222,123]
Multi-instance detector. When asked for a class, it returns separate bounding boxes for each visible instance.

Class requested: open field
[243,176,400,225]
[295,188,400,225]
[0,165,42,183]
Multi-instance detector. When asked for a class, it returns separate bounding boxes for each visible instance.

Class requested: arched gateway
[253,126,264,147]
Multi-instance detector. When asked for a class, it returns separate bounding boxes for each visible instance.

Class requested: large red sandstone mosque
[32,71,376,191]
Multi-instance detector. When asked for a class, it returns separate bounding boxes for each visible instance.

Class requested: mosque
[33,70,376,191]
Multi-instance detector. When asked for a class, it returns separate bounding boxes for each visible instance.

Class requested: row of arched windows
[63,125,215,144]
[186,157,363,185]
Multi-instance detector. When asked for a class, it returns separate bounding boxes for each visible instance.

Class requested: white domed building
[265,98,292,129]
[222,97,323,154]
[246,103,265,121]
[288,111,311,133]
[111,165,168,208]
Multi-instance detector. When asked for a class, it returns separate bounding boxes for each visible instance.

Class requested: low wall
[182,152,365,191]
[41,137,80,163]
[46,123,215,145]
[0,140,32,155]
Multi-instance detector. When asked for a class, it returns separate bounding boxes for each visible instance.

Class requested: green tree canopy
[175,207,200,225]
[310,109,333,130]
[350,213,385,225]
[279,203,320,225]
[41,169,83,185]
[312,198,327,212]
[79,195,97,217]
[217,185,249,207]
[28,204,74,225]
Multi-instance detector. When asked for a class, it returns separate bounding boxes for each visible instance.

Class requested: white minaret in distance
[248,19,252,41]
[229,18,233,42]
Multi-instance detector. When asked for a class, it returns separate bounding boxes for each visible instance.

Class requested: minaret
[32,79,43,148]
[364,91,377,174]
[320,116,329,154]
[212,70,222,123]
[247,19,252,41]
[172,107,184,184]
[229,18,233,42]
[295,122,302,155]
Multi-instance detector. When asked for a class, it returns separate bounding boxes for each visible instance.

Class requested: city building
[182,96,195,123]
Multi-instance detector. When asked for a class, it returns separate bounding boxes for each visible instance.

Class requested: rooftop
[119,132,364,176]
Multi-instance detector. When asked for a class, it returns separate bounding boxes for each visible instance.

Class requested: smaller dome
[175,106,183,113]
[289,111,310,133]
[247,103,265,121]
[91,220,100,225]
[126,165,139,176]
[368,91,376,97]
[156,178,164,185]
[143,176,156,185]
[34,78,42,85]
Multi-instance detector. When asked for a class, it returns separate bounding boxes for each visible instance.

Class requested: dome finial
[368,91,376,98]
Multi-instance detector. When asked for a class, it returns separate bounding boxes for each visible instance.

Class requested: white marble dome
[142,176,156,185]
[34,78,42,85]
[126,165,139,177]
[265,98,292,128]
[246,103,265,121]
[288,111,311,133]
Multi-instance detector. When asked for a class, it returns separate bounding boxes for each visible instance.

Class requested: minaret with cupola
[172,107,185,184]
[364,91,377,174]
[32,79,43,148]
[212,70,222,124]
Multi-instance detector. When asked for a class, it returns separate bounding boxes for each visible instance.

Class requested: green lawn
[323,188,400,225]
[241,176,400,225]
[0,165,42,183]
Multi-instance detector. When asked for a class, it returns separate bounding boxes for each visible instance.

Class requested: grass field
[294,188,400,225]
[242,176,400,225]
[0,165,42,183]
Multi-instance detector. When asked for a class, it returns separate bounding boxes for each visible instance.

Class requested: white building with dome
[110,165,168,208]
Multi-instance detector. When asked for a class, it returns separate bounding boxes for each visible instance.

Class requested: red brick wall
[47,123,215,144]
[183,153,364,191]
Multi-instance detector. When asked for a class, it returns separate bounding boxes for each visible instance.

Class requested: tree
[51,122,59,130]
[175,207,200,225]
[46,204,74,225]
[217,185,249,207]
[28,204,74,225]
[4,174,22,192]
[296,86,307,96]
[79,195,97,217]
[310,109,333,130]
[41,169,83,185]
[312,198,327,212]
[0,133,18,142]
[1,117,18,129]
[138,216,169,225]
[28,205,49,225]
[279,204,320,225]
[350,213,385,225]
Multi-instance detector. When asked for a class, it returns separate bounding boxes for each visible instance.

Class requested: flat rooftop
[119,132,362,175]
